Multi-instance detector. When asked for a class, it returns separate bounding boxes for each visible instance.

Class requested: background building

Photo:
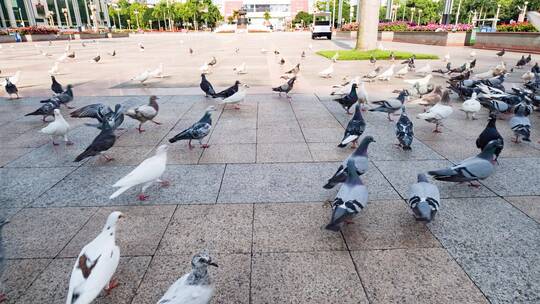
[221,0,308,26]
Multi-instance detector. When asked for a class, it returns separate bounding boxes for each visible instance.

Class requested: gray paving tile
[131,253,250,304]
[15,256,151,304]
[308,142,353,162]
[505,196,540,224]
[218,162,399,203]
[157,204,252,255]
[0,167,76,208]
[342,200,441,250]
[253,202,346,253]
[4,207,96,258]
[0,148,33,167]
[60,205,175,257]
[301,127,344,143]
[428,197,540,256]
[256,127,305,143]
[455,252,540,304]
[82,145,157,167]
[33,164,224,207]
[373,159,497,199]
[163,143,204,165]
[480,158,540,196]
[251,251,369,304]
[200,143,256,164]
[256,143,313,163]
[0,258,50,303]
[351,248,489,304]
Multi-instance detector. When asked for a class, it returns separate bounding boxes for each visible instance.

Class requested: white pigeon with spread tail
[110,145,169,201]
[66,211,124,304]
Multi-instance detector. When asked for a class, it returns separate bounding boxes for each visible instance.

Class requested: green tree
[264,10,271,21]
[293,11,313,25]
[314,0,352,25]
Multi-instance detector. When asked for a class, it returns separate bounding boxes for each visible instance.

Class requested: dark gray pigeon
[200,74,216,97]
[369,90,409,121]
[272,76,296,98]
[408,174,440,222]
[169,106,216,149]
[213,81,239,98]
[4,78,18,99]
[325,159,368,232]
[395,106,413,150]
[74,120,116,162]
[71,103,124,130]
[324,136,375,189]
[510,113,531,143]
[428,139,503,186]
[476,114,503,160]
[334,83,358,114]
[338,104,365,148]
[25,99,60,121]
[51,76,63,94]
[42,84,74,108]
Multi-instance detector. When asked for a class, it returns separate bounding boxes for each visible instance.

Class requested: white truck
[311,12,332,40]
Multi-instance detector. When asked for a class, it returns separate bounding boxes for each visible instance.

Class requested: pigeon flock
[2,38,540,304]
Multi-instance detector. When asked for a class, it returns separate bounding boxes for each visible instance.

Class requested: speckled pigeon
[369,90,409,121]
[338,104,365,148]
[200,74,216,97]
[408,173,440,222]
[169,106,216,149]
[395,106,413,150]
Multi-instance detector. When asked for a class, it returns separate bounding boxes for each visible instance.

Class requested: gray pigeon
[4,78,18,99]
[41,84,74,108]
[71,103,124,130]
[272,76,296,98]
[125,96,160,133]
[157,251,218,304]
[74,120,116,162]
[324,136,375,189]
[510,114,531,143]
[0,218,8,303]
[395,106,413,150]
[338,104,365,148]
[428,139,503,187]
[25,99,60,121]
[408,174,440,222]
[325,159,368,231]
[51,76,63,94]
[369,90,409,121]
[169,106,216,149]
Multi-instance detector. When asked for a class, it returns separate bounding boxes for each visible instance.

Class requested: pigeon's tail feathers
[324,222,342,232]
[428,168,456,180]
[169,130,190,143]
[109,186,131,199]
[339,135,358,147]
[323,173,346,189]
[74,150,92,162]
[25,109,43,116]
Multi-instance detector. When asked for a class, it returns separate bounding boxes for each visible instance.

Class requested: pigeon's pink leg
[104,278,119,295]
[188,140,193,149]
[102,154,114,162]
[387,114,394,122]
[433,124,442,133]
[234,104,241,110]
[137,123,145,133]
[201,144,210,149]
[468,181,481,188]
[158,180,170,187]
[138,193,149,201]
[0,293,7,303]
[344,219,355,224]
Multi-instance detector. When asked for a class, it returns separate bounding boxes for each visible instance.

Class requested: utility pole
[385,0,392,21]
[454,0,462,25]
[337,0,343,28]
[442,0,453,24]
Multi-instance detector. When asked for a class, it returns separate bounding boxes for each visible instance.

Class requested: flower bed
[16,26,59,35]
[341,21,472,33]
[496,22,537,32]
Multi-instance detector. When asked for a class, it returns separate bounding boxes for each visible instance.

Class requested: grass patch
[316,49,439,61]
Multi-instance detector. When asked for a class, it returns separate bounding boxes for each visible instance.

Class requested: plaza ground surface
[0,32,539,303]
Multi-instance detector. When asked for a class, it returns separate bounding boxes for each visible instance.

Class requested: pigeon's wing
[191,122,212,139]
[409,182,440,202]
[113,154,166,188]
[67,237,120,304]
[455,157,494,180]
[135,105,157,119]
[70,104,110,119]
[158,278,214,304]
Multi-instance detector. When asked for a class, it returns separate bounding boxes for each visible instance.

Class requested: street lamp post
[149,19,152,30]
[62,8,68,27]
[19,8,24,26]
[402,0,407,20]
[417,9,422,25]
[134,10,140,30]
[410,7,415,22]
[116,8,122,29]
[127,19,131,30]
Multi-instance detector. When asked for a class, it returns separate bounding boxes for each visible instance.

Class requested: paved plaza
[1,32,540,303]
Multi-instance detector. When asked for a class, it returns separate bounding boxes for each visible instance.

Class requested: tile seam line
[288,97,315,161]
[340,229,373,304]
[198,104,226,164]
[129,203,179,304]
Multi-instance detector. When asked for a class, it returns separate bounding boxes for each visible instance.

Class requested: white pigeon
[331,76,360,96]
[469,50,476,58]
[221,84,249,109]
[49,62,59,75]
[522,71,535,82]
[157,251,217,304]
[395,65,408,78]
[40,109,71,145]
[404,74,432,87]
[66,211,124,304]
[148,63,164,78]
[416,64,431,75]
[308,43,313,50]
[474,69,494,79]
[39,49,51,57]
[461,92,481,120]
[377,64,395,81]
[133,70,150,84]
[357,81,369,109]
[110,145,169,200]
[57,52,68,62]
[199,62,210,74]
[233,62,247,74]
[377,42,386,51]
[417,90,453,133]
[443,53,450,62]
[318,63,334,78]
[260,48,268,54]
[331,52,339,62]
